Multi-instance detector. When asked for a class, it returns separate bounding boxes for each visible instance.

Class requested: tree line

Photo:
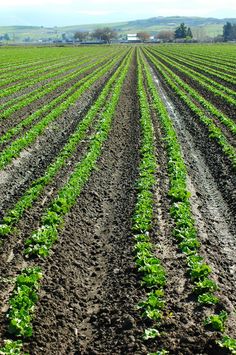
[74,27,116,43]
[1,21,235,44]
[223,22,236,41]
[74,23,193,44]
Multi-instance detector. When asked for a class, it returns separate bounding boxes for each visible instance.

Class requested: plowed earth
[0,48,235,355]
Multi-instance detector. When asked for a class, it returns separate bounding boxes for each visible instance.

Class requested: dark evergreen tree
[222,22,236,41]
[223,22,233,41]
[186,27,193,38]
[175,23,188,39]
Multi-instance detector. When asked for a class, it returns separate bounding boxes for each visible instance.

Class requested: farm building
[126,33,141,42]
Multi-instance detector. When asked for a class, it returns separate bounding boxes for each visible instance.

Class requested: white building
[127,34,140,42]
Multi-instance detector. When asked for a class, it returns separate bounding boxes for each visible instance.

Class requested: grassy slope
[0,16,234,41]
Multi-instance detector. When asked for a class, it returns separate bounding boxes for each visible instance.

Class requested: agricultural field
[0,43,235,354]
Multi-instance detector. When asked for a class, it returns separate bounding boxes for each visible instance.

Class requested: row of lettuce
[132,49,236,354]
[0,49,133,354]
[150,45,236,87]
[143,48,236,169]
[0,51,126,172]
[0,46,235,354]
[0,48,120,117]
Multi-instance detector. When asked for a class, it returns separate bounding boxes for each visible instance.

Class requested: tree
[74,31,88,42]
[213,35,224,43]
[186,27,193,38]
[3,33,10,41]
[223,22,236,41]
[223,22,232,41]
[92,27,117,43]
[156,30,174,41]
[137,31,150,42]
[175,23,187,39]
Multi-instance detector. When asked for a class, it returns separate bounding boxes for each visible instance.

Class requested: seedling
[0,340,23,354]
[204,311,228,332]
[143,328,160,340]
[189,262,211,281]
[194,278,218,294]
[198,292,219,305]
[217,336,236,354]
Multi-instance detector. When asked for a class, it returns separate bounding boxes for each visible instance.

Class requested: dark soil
[148,50,236,121]
[0,57,114,138]
[0,48,235,355]
[0,59,121,214]
[145,60,236,353]
[20,53,150,355]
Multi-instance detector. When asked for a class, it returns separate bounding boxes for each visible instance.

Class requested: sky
[0,0,236,27]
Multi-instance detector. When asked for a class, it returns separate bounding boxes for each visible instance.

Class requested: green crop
[204,311,228,332]
[143,328,160,340]
[198,292,219,305]
[217,336,236,354]
[148,351,169,355]
[0,55,121,171]
[24,51,132,257]
[132,50,168,348]
[138,49,234,352]
[138,290,165,321]
[188,262,211,281]
[194,278,218,294]
[0,51,128,239]
[8,267,42,337]
[0,340,24,355]
[1,48,133,352]
[144,48,236,168]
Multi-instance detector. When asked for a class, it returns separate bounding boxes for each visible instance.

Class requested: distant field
[0,44,235,354]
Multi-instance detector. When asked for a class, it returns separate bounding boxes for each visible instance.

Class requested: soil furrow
[0,65,117,214]
[142,69,219,354]
[19,53,149,355]
[148,67,236,344]
[150,52,236,121]
[0,60,114,148]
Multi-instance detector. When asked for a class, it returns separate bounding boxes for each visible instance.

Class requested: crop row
[147,48,236,106]
[0,51,125,171]
[0,58,83,100]
[0,49,130,239]
[160,50,236,99]
[143,49,236,168]
[0,47,121,100]
[0,52,122,144]
[0,56,86,95]
[0,54,74,79]
[0,54,85,88]
[158,44,236,72]
[139,49,236,354]
[0,54,59,74]
[132,51,167,351]
[0,55,95,120]
[0,47,80,72]
[0,53,121,144]
[0,46,116,75]
[156,47,236,80]
[144,48,236,136]
[0,49,133,354]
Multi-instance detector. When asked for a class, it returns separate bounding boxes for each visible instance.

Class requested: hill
[1,16,235,42]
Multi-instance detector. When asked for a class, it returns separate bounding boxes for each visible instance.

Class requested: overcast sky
[0,0,236,27]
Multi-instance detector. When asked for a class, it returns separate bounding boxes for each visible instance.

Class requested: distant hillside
[1,16,235,42]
